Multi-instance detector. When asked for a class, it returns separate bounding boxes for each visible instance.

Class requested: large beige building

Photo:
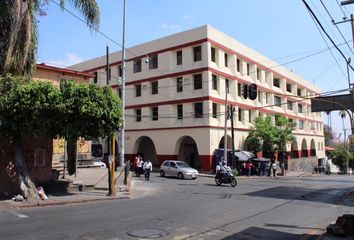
[72,25,325,172]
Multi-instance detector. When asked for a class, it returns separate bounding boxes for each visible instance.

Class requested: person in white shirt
[271,161,277,177]
[143,160,152,181]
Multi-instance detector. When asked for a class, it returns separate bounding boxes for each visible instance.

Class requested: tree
[339,110,347,142]
[0,77,122,200]
[58,80,121,175]
[323,124,334,146]
[0,76,62,200]
[248,115,295,161]
[329,143,353,173]
[0,0,99,76]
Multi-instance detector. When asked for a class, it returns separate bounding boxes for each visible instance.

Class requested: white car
[160,160,199,179]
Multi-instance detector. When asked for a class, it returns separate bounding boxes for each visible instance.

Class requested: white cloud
[183,14,195,21]
[47,52,83,67]
[162,24,182,30]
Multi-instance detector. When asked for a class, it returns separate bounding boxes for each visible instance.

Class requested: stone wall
[0,137,53,197]
[288,156,318,172]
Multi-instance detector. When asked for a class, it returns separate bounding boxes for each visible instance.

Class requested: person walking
[143,159,152,181]
[271,161,277,177]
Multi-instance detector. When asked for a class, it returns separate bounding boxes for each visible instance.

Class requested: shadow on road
[243,186,354,207]
[221,226,320,240]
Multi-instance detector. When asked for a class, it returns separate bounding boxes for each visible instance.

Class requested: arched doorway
[310,139,316,156]
[176,136,200,169]
[301,139,308,158]
[134,136,158,167]
[243,136,256,153]
[218,135,232,149]
[291,141,299,158]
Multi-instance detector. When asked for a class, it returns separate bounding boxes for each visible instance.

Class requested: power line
[302,0,354,72]
[336,0,351,17]
[320,0,354,56]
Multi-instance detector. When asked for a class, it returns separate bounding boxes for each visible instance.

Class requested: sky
[37,0,354,141]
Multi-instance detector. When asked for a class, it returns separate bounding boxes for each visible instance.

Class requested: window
[257,68,261,80]
[194,102,203,118]
[265,92,269,104]
[93,72,98,83]
[238,108,243,121]
[212,103,217,118]
[117,88,122,98]
[249,110,252,123]
[133,59,142,73]
[152,107,158,121]
[224,53,228,67]
[193,46,202,62]
[299,120,304,130]
[297,88,302,97]
[286,83,292,92]
[211,47,216,62]
[149,55,158,69]
[287,100,293,110]
[237,83,242,97]
[176,77,183,92]
[106,67,112,81]
[274,96,281,106]
[118,65,122,77]
[237,59,241,72]
[298,104,303,113]
[194,74,202,90]
[258,90,262,103]
[212,75,217,90]
[177,50,182,65]
[177,104,183,119]
[247,63,250,76]
[136,109,141,122]
[151,81,158,95]
[273,78,280,88]
[136,84,141,97]
[225,79,230,93]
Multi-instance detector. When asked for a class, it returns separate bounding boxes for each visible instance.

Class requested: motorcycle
[215,170,237,187]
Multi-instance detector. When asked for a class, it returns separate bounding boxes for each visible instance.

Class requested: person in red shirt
[246,161,253,177]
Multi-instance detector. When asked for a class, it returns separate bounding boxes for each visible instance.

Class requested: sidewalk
[0,166,131,209]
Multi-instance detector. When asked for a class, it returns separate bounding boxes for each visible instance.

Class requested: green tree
[0,0,99,76]
[0,77,122,200]
[329,143,353,173]
[248,115,295,161]
[323,124,334,146]
[58,80,122,175]
[0,76,62,200]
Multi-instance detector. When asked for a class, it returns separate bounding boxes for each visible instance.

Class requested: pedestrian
[143,159,152,181]
[246,161,253,177]
[271,161,277,177]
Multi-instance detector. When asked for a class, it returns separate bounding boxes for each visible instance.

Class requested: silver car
[160,160,199,179]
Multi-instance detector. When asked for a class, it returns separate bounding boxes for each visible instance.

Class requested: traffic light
[242,84,249,99]
[249,83,258,100]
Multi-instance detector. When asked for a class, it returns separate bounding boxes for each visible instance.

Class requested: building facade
[72,25,325,172]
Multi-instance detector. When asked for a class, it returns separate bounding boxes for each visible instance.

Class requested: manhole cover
[127,228,169,238]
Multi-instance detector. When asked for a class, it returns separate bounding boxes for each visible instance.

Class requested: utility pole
[230,106,236,169]
[223,83,228,165]
[119,0,127,169]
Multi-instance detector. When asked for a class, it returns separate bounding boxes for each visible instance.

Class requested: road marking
[16,214,28,219]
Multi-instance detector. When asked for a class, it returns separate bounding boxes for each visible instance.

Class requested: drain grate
[127,228,169,238]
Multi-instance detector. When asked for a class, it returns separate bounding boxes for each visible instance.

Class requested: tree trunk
[67,138,77,175]
[14,136,39,201]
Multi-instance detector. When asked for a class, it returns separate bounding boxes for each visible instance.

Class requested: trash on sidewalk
[12,194,24,202]
[37,186,48,200]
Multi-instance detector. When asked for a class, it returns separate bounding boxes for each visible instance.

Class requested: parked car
[160,160,199,179]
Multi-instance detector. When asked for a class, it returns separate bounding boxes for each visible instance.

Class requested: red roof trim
[36,63,94,78]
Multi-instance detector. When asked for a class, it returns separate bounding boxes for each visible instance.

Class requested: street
[1,174,354,240]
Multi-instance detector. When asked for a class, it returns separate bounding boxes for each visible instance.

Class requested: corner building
[72,25,325,172]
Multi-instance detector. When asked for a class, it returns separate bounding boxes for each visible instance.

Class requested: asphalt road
[1,174,354,240]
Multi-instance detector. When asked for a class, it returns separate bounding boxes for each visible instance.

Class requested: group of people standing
[240,160,278,177]
[132,155,152,181]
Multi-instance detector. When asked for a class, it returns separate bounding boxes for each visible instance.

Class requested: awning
[325,146,336,151]
[234,151,255,161]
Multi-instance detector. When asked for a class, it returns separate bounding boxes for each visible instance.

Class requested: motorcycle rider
[217,161,230,181]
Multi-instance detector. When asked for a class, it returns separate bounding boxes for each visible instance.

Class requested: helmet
[222,161,226,166]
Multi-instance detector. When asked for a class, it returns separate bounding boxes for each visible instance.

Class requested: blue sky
[37,0,354,139]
